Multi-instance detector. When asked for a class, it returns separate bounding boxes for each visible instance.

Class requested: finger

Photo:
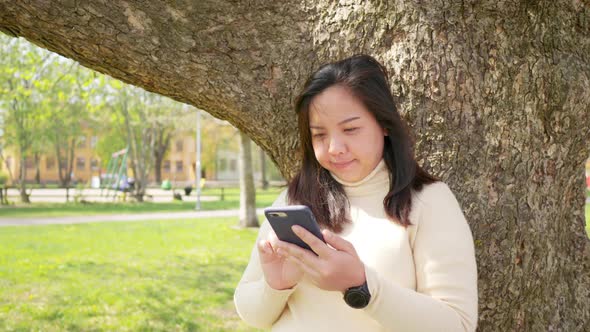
[267,229,278,243]
[322,229,355,254]
[257,239,274,255]
[285,253,320,279]
[267,231,281,250]
[292,225,331,257]
[277,240,320,267]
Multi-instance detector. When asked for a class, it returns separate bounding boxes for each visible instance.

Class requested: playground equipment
[100,148,129,200]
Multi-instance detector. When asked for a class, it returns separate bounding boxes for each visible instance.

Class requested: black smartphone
[264,205,325,253]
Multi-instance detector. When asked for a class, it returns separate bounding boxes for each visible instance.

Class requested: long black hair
[288,54,437,232]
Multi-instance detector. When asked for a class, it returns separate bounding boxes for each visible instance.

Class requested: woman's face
[308,85,386,183]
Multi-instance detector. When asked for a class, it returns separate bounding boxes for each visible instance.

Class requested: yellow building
[2,132,102,185]
[1,124,282,187]
[1,131,202,186]
[159,134,199,184]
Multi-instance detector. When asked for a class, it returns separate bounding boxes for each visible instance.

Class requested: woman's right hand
[257,231,303,290]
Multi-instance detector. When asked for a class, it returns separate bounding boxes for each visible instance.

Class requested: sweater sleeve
[233,190,297,328]
[363,182,478,331]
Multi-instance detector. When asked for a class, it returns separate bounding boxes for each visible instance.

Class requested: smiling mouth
[331,160,354,168]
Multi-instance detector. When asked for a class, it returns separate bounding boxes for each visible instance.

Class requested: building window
[176,139,183,152]
[76,157,86,170]
[229,159,237,172]
[219,159,227,172]
[77,135,87,148]
[90,136,98,148]
[90,159,99,171]
[176,161,183,172]
[46,157,55,170]
[163,160,171,173]
[25,157,34,169]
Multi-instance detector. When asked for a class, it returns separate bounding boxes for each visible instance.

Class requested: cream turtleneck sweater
[234,161,478,331]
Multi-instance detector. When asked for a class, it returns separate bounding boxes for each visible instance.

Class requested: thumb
[323,230,355,254]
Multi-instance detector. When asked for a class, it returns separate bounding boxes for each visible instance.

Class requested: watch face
[344,289,370,309]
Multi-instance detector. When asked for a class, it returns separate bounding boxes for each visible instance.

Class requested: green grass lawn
[0,189,282,218]
[0,217,264,331]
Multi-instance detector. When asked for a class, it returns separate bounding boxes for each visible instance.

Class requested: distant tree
[43,63,97,188]
[259,148,269,190]
[151,100,194,185]
[239,130,258,228]
[0,36,52,202]
[98,82,195,200]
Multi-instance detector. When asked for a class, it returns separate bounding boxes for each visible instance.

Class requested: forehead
[309,85,369,124]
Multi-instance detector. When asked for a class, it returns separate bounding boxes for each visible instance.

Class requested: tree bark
[239,131,259,228]
[1,1,589,330]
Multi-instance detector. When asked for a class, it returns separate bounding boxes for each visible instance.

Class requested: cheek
[357,133,384,157]
[312,141,328,163]
[374,138,385,158]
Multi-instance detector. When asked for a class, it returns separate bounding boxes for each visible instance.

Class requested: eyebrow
[309,116,360,129]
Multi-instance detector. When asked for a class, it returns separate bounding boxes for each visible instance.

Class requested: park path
[0,208,265,227]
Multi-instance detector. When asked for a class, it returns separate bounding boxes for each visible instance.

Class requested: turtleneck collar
[329,159,390,197]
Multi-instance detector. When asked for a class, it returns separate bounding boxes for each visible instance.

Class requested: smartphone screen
[264,205,325,254]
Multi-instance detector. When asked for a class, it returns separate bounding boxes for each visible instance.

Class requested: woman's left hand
[275,226,366,292]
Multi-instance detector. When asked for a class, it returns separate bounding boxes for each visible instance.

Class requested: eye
[312,132,325,139]
[344,127,359,133]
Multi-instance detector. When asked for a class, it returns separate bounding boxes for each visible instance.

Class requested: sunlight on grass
[0,218,264,331]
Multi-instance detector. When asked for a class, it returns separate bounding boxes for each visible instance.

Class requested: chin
[336,172,362,183]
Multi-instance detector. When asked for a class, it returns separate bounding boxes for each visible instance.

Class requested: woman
[234,55,478,331]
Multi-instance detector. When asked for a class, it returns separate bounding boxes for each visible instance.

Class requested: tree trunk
[239,131,258,228]
[154,155,163,184]
[18,155,30,203]
[121,98,140,201]
[66,138,75,186]
[135,126,154,201]
[260,147,269,190]
[34,152,40,184]
[153,130,170,184]
[54,131,74,188]
[55,138,66,187]
[1,1,589,330]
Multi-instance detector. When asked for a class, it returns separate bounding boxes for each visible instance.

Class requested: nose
[328,135,346,155]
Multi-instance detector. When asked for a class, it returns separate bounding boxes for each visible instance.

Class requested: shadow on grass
[0,194,279,218]
[3,256,252,331]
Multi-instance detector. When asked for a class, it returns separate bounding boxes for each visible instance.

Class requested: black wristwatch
[343,281,371,309]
